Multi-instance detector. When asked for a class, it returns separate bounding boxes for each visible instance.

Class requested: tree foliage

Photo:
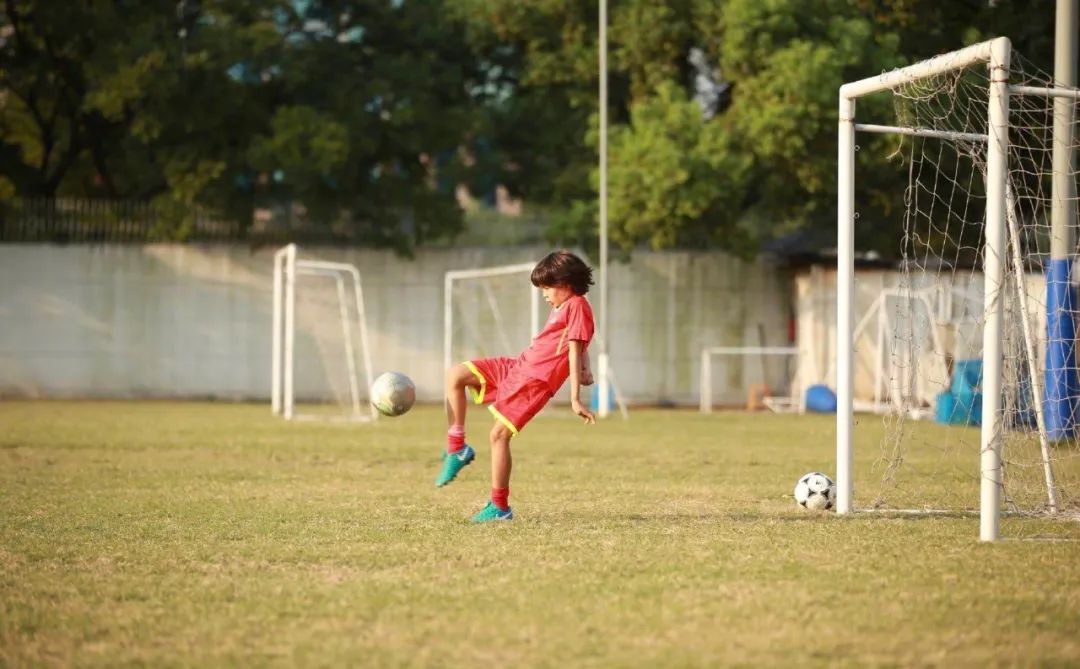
[1,0,478,249]
[451,0,1057,256]
[0,0,1061,254]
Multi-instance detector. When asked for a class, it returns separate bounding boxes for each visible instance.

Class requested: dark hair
[530,250,594,295]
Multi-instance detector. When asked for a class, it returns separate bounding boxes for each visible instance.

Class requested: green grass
[2,401,1079,667]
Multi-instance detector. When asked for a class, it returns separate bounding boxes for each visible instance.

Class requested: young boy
[437,250,597,522]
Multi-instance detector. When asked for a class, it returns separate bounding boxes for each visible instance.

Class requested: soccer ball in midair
[794,472,836,511]
[370,372,416,417]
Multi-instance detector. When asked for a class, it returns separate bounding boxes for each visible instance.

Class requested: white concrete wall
[793,265,1048,409]
[0,244,793,406]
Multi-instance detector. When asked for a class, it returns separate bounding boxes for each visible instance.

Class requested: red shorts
[463,357,553,435]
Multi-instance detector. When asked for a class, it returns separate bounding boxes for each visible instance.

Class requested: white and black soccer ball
[794,472,836,511]
[370,372,416,417]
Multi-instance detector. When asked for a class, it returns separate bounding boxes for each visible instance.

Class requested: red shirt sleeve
[565,296,595,344]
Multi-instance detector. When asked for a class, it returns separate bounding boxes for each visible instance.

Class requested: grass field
[2,401,1079,667]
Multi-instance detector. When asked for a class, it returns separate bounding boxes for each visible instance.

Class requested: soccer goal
[838,37,1080,540]
[444,262,629,418]
[699,346,801,413]
[271,244,377,422]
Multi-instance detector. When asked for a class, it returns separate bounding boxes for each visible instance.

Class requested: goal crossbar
[839,40,998,101]
[855,124,988,143]
[851,83,1080,146]
[1010,84,1080,100]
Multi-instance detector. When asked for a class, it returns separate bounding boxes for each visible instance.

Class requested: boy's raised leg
[437,364,477,487]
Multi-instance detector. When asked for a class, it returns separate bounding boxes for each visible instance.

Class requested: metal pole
[444,272,453,399]
[700,349,711,414]
[530,285,540,337]
[346,267,378,422]
[1046,0,1080,440]
[283,244,297,420]
[597,0,611,418]
[1006,184,1059,512]
[272,248,285,414]
[980,37,1011,542]
[334,275,362,417]
[836,94,856,515]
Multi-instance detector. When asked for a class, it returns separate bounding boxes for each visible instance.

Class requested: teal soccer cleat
[471,501,513,522]
[435,444,475,487]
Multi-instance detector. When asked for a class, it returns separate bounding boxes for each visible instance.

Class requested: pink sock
[447,425,465,454]
[491,487,510,511]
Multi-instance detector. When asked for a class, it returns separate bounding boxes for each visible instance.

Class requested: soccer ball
[794,472,836,511]
[370,372,416,417]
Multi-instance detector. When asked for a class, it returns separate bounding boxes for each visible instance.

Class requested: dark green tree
[1,0,484,250]
[448,0,1058,257]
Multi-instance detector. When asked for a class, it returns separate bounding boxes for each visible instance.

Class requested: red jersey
[516,294,595,394]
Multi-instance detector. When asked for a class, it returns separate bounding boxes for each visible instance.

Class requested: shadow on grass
[602,510,850,524]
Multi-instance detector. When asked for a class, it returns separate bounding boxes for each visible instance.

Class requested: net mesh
[856,48,1080,534]
[292,269,371,421]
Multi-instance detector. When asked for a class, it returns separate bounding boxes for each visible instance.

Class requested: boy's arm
[569,340,596,424]
[580,346,594,386]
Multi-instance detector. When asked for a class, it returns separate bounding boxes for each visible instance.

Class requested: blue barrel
[805,384,838,413]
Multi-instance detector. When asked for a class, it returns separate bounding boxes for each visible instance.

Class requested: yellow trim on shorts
[488,405,520,436]
[463,361,487,404]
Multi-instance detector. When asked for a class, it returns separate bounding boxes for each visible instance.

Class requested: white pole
[700,348,711,414]
[283,243,297,420]
[445,264,535,280]
[346,267,378,422]
[874,302,886,407]
[443,272,453,400]
[841,40,996,99]
[530,285,540,336]
[334,275,362,417]
[1010,84,1080,99]
[597,0,611,419]
[836,94,856,515]
[272,247,285,414]
[1006,183,1059,512]
[1052,0,1078,271]
[980,37,1011,542]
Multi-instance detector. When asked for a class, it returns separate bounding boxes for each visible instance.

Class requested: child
[437,250,597,522]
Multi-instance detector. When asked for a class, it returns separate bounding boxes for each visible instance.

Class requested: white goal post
[838,37,1080,540]
[699,346,801,413]
[272,244,377,422]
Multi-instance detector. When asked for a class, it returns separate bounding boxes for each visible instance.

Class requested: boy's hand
[572,399,596,424]
[580,367,594,386]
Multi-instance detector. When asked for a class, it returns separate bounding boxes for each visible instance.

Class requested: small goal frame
[699,346,800,414]
[271,244,377,422]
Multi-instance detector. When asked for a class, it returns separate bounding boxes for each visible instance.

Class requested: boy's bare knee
[489,422,512,444]
[446,364,472,388]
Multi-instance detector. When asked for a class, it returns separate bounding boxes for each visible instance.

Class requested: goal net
[272,244,377,422]
[838,38,1080,539]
